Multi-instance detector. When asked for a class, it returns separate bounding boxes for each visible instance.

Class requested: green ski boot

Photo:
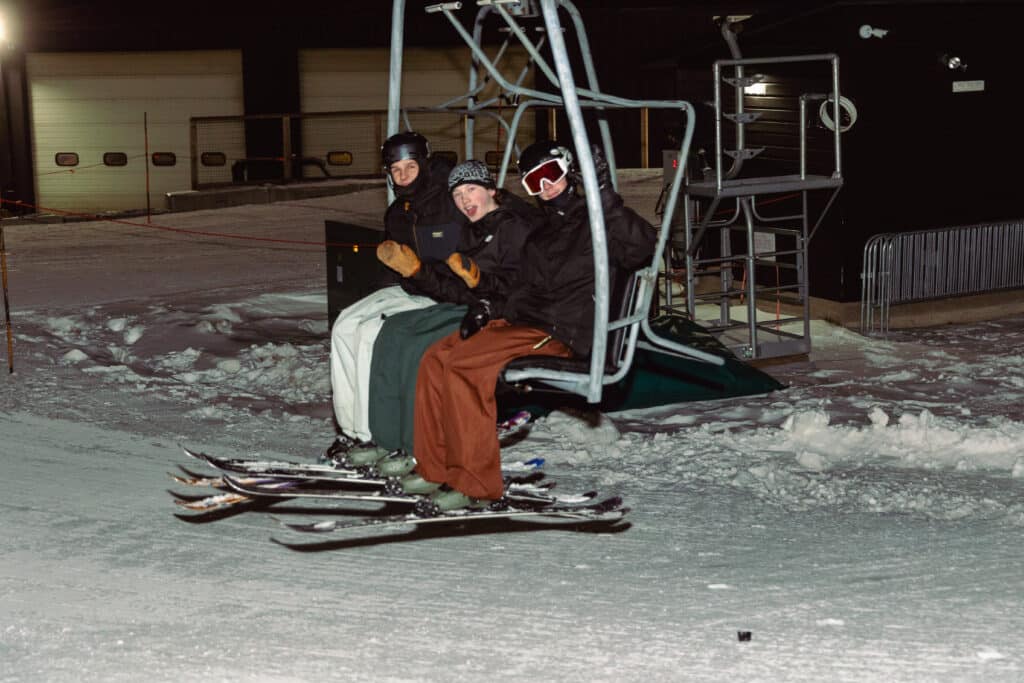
[377,452,416,477]
[430,488,487,512]
[345,445,390,467]
[399,474,441,495]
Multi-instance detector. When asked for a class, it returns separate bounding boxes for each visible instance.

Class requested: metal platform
[662,37,845,361]
[686,173,843,198]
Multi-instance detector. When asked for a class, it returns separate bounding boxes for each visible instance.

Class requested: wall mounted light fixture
[858,24,889,39]
[940,54,968,71]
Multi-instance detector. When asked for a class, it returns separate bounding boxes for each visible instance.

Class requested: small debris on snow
[868,406,890,428]
[106,317,128,332]
[189,406,228,420]
[124,325,145,345]
[217,359,242,374]
[60,349,89,365]
[46,316,84,337]
[661,414,697,426]
[796,450,827,471]
[108,346,132,364]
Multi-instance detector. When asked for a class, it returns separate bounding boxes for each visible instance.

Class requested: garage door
[298,47,535,178]
[27,50,243,213]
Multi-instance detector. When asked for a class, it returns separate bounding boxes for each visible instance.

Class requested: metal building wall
[298,46,536,179]
[27,50,243,213]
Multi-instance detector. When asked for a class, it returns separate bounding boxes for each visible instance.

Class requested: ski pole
[0,225,12,373]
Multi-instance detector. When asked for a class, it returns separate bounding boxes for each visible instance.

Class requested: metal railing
[188,105,658,190]
[861,220,1024,335]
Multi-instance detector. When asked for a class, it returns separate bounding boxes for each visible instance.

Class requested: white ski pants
[330,285,434,440]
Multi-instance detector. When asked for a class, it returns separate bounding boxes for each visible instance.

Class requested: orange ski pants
[413,319,572,499]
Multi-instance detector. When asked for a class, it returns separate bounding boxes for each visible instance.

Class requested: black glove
[590,144,621,210]
[590,144,612,190]
[460,299,492,339]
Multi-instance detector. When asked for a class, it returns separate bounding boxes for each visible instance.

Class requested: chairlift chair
[387,0,725,404]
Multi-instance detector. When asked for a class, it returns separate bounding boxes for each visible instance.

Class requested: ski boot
[375,451,417,478]
[343,445,391,468]
[397,474,441,496]
[430,488,477,512]
[320,432,363,464]
[411,486,490,516]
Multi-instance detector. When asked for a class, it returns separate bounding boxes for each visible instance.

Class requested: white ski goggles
[520,157,570,196]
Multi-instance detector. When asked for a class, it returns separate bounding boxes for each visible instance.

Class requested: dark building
[2,1,1018,305]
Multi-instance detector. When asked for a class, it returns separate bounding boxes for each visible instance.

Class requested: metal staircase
[663,19,845,360]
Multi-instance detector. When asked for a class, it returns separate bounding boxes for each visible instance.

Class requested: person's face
[538,175,568,202]
[389,159,419,187]
[452,183,498,222]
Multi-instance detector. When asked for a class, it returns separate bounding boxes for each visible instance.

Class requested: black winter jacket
[410,190,541,306]
[496,190,656,356]
[378,169,464,297]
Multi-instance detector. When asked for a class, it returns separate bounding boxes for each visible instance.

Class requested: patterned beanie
[448,160,496,193]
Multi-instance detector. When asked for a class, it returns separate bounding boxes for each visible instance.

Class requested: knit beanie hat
[448,160,496,193]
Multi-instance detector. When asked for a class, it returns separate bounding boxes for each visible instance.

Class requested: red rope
[0,198,379,250]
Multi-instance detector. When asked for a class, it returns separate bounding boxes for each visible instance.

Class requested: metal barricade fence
[861,220,1024,335]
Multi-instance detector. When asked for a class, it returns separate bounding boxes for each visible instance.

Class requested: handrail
[711,53,842,195]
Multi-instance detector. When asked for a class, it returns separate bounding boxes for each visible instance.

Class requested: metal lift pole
[1,225,13,373]
[386,0,406,205]
[539,0,607,403]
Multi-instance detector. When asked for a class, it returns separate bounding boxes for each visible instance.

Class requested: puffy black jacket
[496,190,656,356]
[378,168,464,296]
[411,190,541,305]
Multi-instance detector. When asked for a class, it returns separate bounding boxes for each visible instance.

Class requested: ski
[181,446,545,483]
[174,491,252,511]
[497,409,532,439]
[173,449,546,501]
[168,469,282,489]
[169,465,546,499]
[219,474,595,509]
[272,496,628,536]
[173,470,579,514]
[184,446,366,478]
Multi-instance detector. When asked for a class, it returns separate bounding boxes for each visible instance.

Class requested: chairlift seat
[498,265,638,394]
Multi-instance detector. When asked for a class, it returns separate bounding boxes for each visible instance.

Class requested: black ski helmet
[518,140,575,204]
[517,140,573,178]
[382,131,430,170]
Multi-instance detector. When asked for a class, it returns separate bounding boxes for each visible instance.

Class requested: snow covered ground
[2,191,1023,681]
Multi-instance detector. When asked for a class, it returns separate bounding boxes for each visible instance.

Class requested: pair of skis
[171,443,629,538]
[173,447,566,512]
[172,410,540,510]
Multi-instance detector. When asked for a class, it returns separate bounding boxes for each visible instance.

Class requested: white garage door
[27,50,244,213]
[298,47,535,178]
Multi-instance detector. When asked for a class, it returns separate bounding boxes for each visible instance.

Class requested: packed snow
[2,189,1022,681]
